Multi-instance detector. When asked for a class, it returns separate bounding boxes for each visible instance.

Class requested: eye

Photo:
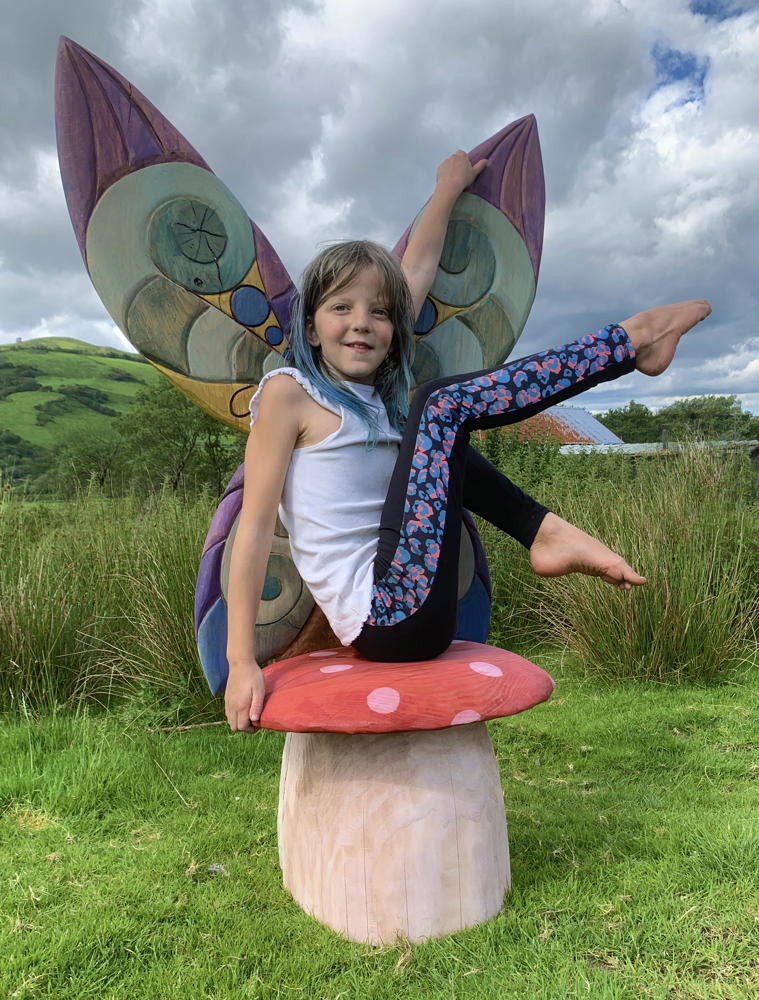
[373,306,390,317]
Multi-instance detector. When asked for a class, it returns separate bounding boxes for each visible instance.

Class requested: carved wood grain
[277,722,510,944]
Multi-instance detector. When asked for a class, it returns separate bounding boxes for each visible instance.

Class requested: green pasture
[0,338,157,450]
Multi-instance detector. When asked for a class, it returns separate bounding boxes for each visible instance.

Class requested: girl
[225,152,711,733]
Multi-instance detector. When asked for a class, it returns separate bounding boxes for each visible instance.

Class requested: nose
[351,308,371,330]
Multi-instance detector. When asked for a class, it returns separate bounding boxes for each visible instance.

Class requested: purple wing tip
[55,36,211,259]
[392,115,545,281]
[468,114,545,282]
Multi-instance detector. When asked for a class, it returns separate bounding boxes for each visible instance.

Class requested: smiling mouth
[345,342,372,351]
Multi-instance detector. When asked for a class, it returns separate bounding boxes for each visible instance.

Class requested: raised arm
[225,376,303,731]
[401,150,487,319]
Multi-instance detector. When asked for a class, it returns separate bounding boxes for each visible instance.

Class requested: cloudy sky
[1,0,757,414]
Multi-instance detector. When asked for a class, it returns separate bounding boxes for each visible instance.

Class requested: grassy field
[1,444,757,997]
[1,444,756,715]
[1,653,757,999]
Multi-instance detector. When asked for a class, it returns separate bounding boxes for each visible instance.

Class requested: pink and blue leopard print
[366,325,635,626]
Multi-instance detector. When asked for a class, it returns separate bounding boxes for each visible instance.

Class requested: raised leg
[462,444,549,548]
[356,302,708,661]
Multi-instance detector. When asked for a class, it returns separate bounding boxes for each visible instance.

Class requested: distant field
[0,337,160,450]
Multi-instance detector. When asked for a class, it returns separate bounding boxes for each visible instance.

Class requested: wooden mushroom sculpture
[259,640,554,945]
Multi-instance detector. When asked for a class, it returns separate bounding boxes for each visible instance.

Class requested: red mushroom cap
[258,641,554,734]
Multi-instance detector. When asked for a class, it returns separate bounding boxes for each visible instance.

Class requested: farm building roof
[512,406,623,445]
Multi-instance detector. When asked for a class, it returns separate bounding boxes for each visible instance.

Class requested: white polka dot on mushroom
[309,651,337,657]
[468,660,503,677]
[366,687,401,714]
[451,709,481,725]
[319,663,354,674]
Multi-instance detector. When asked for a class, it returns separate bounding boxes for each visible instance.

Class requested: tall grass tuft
[108,488,215,699]
[1,442,757,715]
[527,444,758,682]
[0,481,216,715]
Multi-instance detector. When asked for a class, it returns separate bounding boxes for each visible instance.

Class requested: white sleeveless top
[248,368,402,645]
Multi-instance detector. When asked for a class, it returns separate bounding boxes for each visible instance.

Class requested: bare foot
[620,299,711,376]
[530,513,646,591]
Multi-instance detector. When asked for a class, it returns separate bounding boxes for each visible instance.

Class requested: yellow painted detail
[150,359,254,435]
[416,295,468,337]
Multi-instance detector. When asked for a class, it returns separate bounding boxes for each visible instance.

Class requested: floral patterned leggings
[353,324,636,661]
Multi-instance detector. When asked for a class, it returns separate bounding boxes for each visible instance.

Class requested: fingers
[472,157,488,178]
[225,668,267,732]
[249,677,266,725]
[437,151,488,192]
[225,701,262,732]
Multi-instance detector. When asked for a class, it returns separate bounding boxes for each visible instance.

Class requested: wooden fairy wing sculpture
[394,116,545,384]
[195,466,340,696]
[55,38,541,696]
[55,36,293,434]
[381,119,546,654]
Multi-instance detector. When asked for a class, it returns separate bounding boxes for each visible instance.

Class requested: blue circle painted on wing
[414,297,437,335]
[231,285,270,327]
[265,325,284,346]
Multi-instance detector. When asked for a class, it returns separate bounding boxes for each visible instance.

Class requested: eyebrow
[323,292,390,306]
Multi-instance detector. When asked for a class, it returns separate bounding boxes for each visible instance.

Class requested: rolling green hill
[0,337,161,480]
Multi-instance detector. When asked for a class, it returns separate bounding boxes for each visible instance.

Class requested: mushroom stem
[277,722,510,944]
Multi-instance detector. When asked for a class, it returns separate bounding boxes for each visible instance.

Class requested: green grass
[1,444,757,996]
[1,655,757,999]
[5,337,136,356]
[0,487,215,715]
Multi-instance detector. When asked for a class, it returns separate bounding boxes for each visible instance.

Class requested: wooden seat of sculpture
[257,639,553,734]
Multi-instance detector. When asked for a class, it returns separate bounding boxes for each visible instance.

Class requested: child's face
[306,266,394,385]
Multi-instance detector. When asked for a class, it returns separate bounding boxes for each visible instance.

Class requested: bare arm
[401,150,487,319]
[224,376,303,731]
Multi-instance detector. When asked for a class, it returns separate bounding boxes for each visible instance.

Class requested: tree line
[597,395,759,444]
[4,384,758,498]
